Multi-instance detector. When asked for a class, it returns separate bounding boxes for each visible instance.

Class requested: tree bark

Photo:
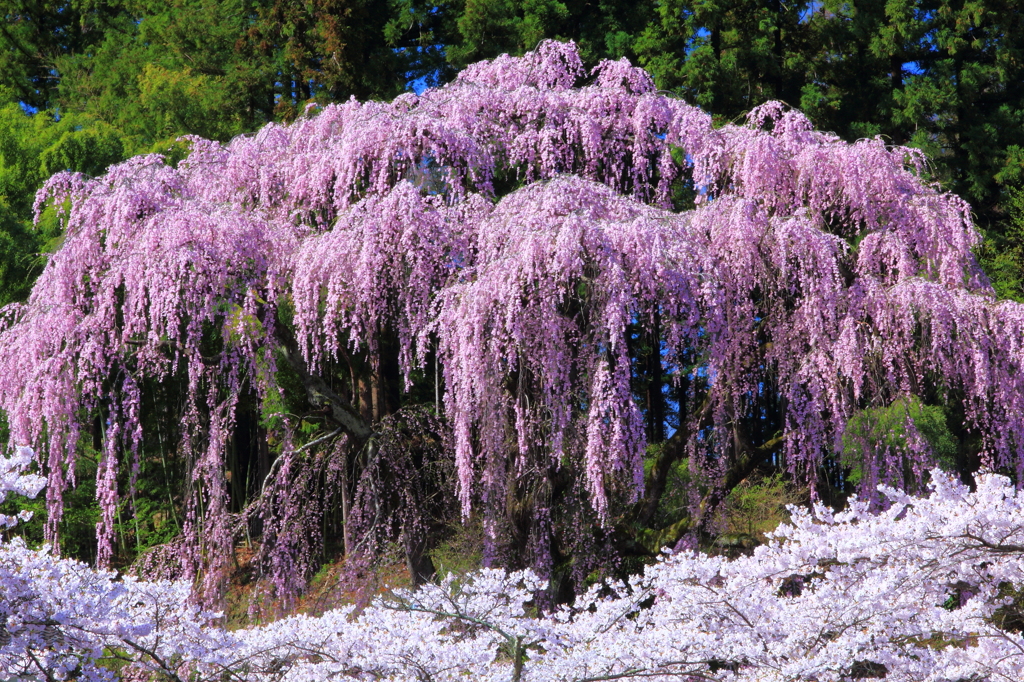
[645,311,665,443]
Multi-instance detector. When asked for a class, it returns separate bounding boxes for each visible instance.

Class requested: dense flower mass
[3,450,1024,680]
[0,40,1021,601]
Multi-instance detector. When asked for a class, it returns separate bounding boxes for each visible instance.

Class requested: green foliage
[6,1,1024,227]
[38,123,124,178]
[251,0,422,108]
[133,63,240,142]
[450,0,566,65]
[0,1,112,110]
[644,448,692,530]
[723,472,801,542]
[976,195,1024,302]
[429,515,484,579]
[5,0,432,152]
[0,105,117,211]
[446,0,654,67]
[980,148,1024,301]
[112,458,183,560]
[841,396,957,487]
[634,0,812,116]
[55,1,270,146]
[0,200,39,306]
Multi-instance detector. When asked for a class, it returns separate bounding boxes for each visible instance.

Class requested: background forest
[2,0,1024,618]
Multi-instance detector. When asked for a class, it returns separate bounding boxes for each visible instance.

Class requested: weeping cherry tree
[1,41,1021,605]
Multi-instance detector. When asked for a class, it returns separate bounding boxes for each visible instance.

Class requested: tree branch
[275,324,372,441]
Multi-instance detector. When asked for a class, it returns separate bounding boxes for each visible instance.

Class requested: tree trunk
[645,311,665,443]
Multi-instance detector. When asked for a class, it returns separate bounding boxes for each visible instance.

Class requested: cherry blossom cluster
[2,449,1023,680]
